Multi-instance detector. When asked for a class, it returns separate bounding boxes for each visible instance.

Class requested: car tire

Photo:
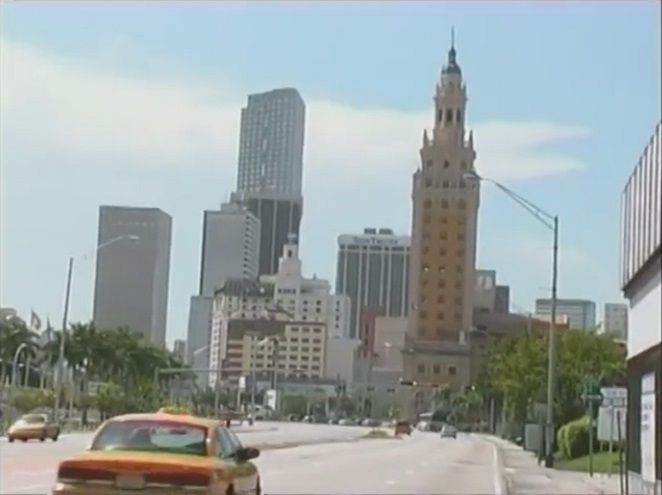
[8,437,14,443]
[52,432,60,441]
[40,436,46,442]
[21,438,27,442]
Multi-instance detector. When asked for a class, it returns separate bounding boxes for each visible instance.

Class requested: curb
[471,434,510,495]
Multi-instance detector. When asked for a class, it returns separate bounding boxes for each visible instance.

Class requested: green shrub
[561,416,596,459]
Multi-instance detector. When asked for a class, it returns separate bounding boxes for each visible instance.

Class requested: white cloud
[0,37,590,181]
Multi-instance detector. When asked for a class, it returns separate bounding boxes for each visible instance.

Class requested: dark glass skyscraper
[231,191,302,276]
[236,88,306,196]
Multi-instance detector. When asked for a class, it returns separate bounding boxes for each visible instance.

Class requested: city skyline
[1,2,659,342]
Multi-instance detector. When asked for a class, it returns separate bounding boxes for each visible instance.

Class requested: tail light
[57,466,114,482]
[146,471,211,488]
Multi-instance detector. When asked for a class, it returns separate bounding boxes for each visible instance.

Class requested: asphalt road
[1,424,502,495]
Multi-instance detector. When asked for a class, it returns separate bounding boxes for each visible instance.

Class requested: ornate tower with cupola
[402,33,480,395]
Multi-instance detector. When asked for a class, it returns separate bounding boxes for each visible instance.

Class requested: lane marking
[385,480,395,485]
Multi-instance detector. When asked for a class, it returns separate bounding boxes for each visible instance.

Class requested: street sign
[597,387,628,442]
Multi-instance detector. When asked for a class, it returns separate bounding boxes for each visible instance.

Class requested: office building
[209,240,348,387]
[186,295,213,385]
[335,228,410,339]
[324,335,360,385]
[402,39,479,389]
[534,298,596,330]
[236,88,306,196]
[373,316,407,370]
[93,206,172,344]
[221,319,327,385]
[620,120,661,495]
[603,303,629,340]
[199,202,260,297]
[173,340,186,362]
[231,190,302,276]
[261,238,350,337]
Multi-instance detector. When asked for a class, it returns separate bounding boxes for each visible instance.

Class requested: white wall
[628,269,662,358]
[324,336,359,385]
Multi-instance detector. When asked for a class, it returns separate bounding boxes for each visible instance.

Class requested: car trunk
[57,452,214,492]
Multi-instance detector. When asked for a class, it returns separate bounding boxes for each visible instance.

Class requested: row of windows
[422,199,468,210]
[417,363,457,376]
[418,327,460,339]
[421,278,464,290]
[422,178,475,192]
[422,264,464,274]
[422,247,466,257]
[419,311,462,321]
[436,108,462,126]
[620,121,661,287]
[425,159,469,170]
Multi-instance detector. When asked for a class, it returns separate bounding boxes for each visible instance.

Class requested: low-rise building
[603,302,628,340]
[620,121,661,495]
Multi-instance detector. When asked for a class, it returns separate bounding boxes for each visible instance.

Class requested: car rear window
[90,420,208,456]
[21,414,46,424]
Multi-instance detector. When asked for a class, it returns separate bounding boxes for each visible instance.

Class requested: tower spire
[443,27,461,76]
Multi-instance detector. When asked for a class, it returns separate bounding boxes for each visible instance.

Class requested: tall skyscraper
[230,190,302,276]
[93,206,172,344]
[402,38,480,389]
[199,202,261,297]
[535,298,596,330]
[236,88,306,196]
[335,228,410,338]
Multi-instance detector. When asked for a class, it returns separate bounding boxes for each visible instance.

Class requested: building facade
[199,203,260,297]
[186,295,213,384]
[209,241,348,387]
[620,121,661,495]
[604,302,629,340]
[92,206,172,344]
[534,298,597,330]
[236,88,306,196]
[231,191,302,276]
[335,228,410,339]
[403,40,479,389]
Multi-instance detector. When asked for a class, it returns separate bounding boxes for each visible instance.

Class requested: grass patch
[361,429,393,440]
[556,450,623,473]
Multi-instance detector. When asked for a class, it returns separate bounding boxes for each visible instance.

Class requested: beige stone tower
[402,36,480,399]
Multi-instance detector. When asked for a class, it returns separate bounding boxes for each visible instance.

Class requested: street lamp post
[52,234,140,422]
[466,173,559,468]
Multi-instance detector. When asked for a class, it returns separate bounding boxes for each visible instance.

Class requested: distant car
[417,421,430,431]
[440,425,457,438]
[52,409,261,494]
[8,413,60,443]
[394,420,412,436]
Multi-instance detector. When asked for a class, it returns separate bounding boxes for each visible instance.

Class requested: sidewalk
[484,435,621,495]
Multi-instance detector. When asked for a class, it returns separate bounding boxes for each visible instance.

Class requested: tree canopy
[479,329,626,426]
[0,319,187,418]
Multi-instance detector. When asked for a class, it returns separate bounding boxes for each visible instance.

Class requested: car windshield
[90,420,208,456]
[20,414,46,424]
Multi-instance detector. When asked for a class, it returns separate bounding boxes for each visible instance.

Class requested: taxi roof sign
[157,406,190,415]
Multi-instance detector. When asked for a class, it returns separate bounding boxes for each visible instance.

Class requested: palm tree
[0,317,39,389]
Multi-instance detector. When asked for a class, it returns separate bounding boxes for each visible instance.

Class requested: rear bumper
[53,482,209,494]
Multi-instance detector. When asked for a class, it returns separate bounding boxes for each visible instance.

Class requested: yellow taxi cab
[52,407,261,494]
[8,413,61,443]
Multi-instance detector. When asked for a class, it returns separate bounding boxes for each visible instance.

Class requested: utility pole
[544,215,559,468]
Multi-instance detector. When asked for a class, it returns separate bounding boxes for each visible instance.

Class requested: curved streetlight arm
[53,234,140,421]
[465,173,555,230]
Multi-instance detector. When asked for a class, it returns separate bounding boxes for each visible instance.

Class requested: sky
[1,1,660,345]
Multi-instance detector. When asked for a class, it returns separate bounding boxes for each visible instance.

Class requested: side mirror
[236,446,260,462]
